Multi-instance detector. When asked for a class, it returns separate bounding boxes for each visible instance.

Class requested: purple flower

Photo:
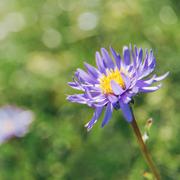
[67,45,168,131]
[0,105,34,144]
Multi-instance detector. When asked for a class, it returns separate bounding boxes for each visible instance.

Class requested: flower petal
[85,107,103,131]
[123,46,131,65]
[67,94,87,104]
[154,72,169,81]
[138,49,148,73]
[108,95,120,109]
[110,80,124,95]
[68,82,83,90]
[84,62,99,79]
[119,101,133,122]
[110,47,121,69]
[121,93,132,104]
[94,99,108,107]
[101,103,113,127]
[107,94,118,103]
[76,69,98,84]
[129,86,139,94]
[101,48,114,69]
[137,66,155,80]
[137,48,143,66]
[95,52,106,74]
[140,84,162,92]
[121,73,131,89]
[136,75,156,87]
[129,44,136,66]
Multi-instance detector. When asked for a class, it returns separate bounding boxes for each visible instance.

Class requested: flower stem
[130,110,161,180]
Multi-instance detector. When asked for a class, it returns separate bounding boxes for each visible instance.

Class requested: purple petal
[85,107,103,131]
[101,48,114,69]
[120,93,132,104]
[101,103,113,127]
[130,44,136,66]
[67,94,87,104]
[84,85,101,93]
[94,99,108,107]
[110,47,121,69]
[110,80,124,95]
[119,101,133,122]
[138,49,148,72]
[129,86,139,94]
[90,96,107,105]
[121,73,131,89]
[76,69,98,84]
[136,75,156,87]
[134,45,138,57]
[123,46,131,65]
[84,62,99,79]
[138,48,143,65]
[149,58,156,69]
[89,93,106,100]
[143,75,156,84]
[95,52,106,74]
[127,65,133,73]
[140,84,162,92]
[68,82,83,90]
[154,72,169,81]
[84,87,93,99]
[136,53,156,79]
[148,50,154,65]
[137,66,155,80]
[107,94,118,103]
[139,51,149,74]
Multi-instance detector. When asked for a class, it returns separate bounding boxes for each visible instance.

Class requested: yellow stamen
[99,68,125,94]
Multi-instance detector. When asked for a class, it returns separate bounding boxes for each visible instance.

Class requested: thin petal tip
[123,45,129,50]
[84,124,92,132]
[66,95,72,101]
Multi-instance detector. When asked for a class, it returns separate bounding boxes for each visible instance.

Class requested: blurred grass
[0,0,179,179]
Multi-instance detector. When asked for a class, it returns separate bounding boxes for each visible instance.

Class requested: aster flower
[0,105,34,144]
[67,45,168,130]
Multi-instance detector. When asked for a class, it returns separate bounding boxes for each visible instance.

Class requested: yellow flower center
[99,68,125,94]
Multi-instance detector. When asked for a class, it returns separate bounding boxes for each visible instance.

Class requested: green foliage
[0,0,179,179]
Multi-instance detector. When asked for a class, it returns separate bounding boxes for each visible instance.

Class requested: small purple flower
[0,105,34,144]
[67,45,168,131]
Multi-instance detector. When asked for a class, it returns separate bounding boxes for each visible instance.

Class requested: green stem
[130,110,161,180]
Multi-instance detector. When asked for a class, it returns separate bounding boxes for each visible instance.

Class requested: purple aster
[67,45,168,131]
[0,105,34,144]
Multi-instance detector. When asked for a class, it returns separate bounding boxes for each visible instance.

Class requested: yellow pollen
[99,68,125,94]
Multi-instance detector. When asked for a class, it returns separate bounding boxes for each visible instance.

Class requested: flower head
[0,105,34,144]
[67,45,168,131]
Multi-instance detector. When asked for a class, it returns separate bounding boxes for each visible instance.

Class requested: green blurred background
[0,0,179,179]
